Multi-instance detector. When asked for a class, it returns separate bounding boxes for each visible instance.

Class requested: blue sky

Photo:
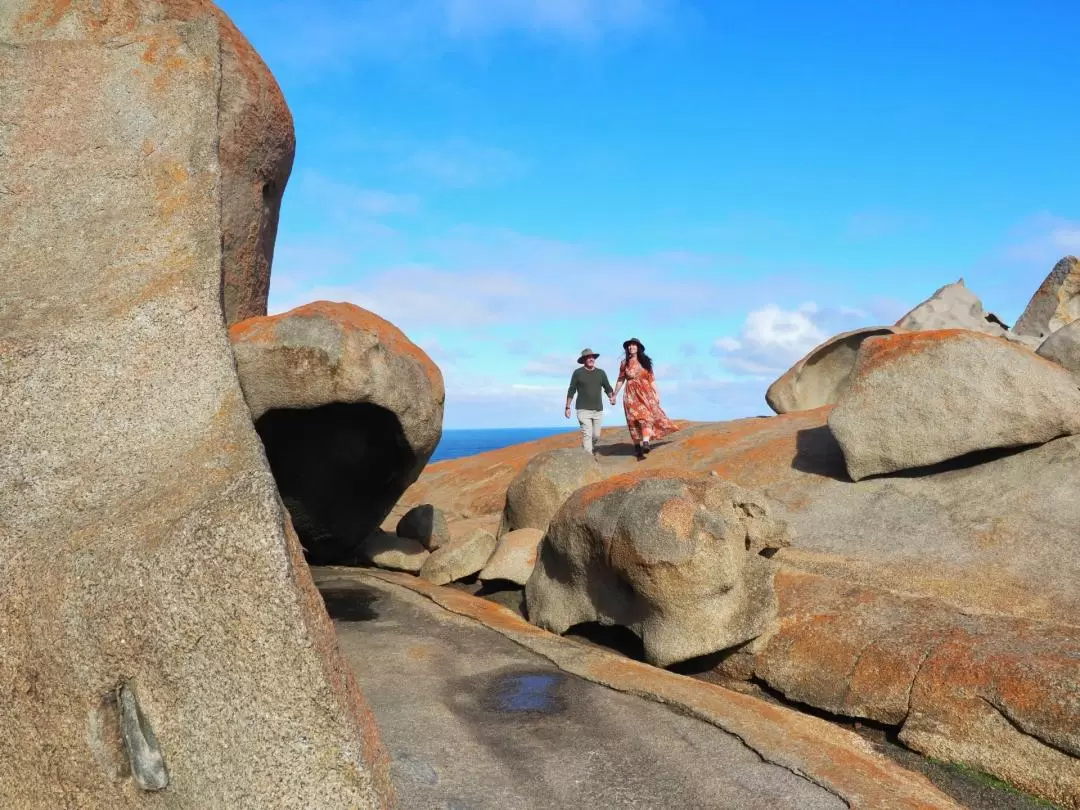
[220,0,1079,428]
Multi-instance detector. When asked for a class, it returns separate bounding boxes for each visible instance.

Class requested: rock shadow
[319,586,380,622]
[791,423,1040,482]
[255,402,417,565]
[790,425,850,480]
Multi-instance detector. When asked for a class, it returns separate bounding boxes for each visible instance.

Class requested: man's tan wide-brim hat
[577,348,599,364]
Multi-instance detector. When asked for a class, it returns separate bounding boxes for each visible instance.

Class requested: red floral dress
[618,357,678,444]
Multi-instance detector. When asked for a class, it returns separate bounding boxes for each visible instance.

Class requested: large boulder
[753,571,1080,810]
[7,0,296,326]
[1037,319,1080,374]
[526,472,792,667]
[766,326,904,414]
[230,301,445,563]
[499,448,603,537]
[0,6,391,807]
[829,329,1080,480]
[1014,256,1080,340]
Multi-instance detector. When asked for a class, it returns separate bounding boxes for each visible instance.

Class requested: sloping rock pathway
[315,567,962,810]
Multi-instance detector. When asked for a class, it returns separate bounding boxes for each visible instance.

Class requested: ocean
[431,427,574,462]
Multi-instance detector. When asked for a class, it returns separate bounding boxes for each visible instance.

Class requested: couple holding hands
[565,337,678,461]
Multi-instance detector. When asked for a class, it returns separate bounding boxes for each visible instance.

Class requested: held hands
[608,394,616,406]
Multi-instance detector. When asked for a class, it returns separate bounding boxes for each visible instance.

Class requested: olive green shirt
[567,367,613,411]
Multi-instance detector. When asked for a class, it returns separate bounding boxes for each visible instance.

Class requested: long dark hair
[625,344,653,373]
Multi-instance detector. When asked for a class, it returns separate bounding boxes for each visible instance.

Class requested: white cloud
[712,303,848,376]
[269,228,741,328]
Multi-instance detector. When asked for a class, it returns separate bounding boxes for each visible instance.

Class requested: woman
[612,337,678,459]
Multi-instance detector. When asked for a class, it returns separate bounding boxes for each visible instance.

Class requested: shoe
[634,444,645,460]
[642,440,651,455]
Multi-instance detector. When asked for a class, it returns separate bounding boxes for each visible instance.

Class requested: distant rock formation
[895,279,1029,342]
[1037,318,1080,374]
[1014,256,1080,340]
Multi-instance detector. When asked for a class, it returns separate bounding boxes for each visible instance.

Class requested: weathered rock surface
[527,472,791,667]
[766,326,904,414]
[396,504,449,551]
[1037,318,1080,374]
[479,528,545,585]
[895,279,1036,345]
[500,447,603,537]
[230,301,444,563]
[419,529,497,586]
[326,568,964,810]
[396,405,1080,807]
[753,571,1080,810]
[6,0,296,326]
[0,6,390,807]
[359,531,429,573]
[1014,256,1080,340]
[407,407,1080,628]
[829,329,1080,480]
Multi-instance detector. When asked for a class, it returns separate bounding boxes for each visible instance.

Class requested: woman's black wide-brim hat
[622,337,645,352]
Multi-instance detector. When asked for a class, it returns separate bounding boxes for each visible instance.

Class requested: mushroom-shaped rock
[230,301,445,564]
[896,280,1036,347]
[419,529,497,585]
[1037,319,1080,374]
[359,531,429,573]
[396,504,450,551]
[500,448,603,537]
[766,326,905,414]
[829,330,1080,481]
[525,471,792,667]
[479,528,545,586]
[1014,256,1080,340]
[0,5,391,806]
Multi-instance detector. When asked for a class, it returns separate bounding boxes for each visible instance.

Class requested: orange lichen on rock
[231,301,444,392]
[855,329,988,375]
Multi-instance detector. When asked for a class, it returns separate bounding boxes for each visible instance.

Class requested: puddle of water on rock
[319,586,380,622]
[494,673,561,714]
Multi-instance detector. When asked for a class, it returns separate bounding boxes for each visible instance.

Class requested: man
[565,348,615,458]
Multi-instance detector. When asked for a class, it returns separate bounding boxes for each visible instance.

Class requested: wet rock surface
[318,571,849,810]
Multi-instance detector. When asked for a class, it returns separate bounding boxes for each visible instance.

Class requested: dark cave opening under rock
[255,402,416,565]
